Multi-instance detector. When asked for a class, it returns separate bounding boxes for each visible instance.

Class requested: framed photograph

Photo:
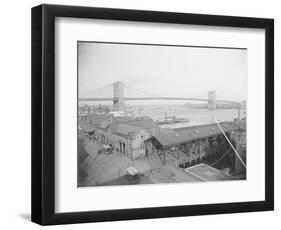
[31,4,274,225]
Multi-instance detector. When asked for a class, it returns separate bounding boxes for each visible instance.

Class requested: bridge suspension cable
[79,81,241,106]
[79,83,114,98]
[123,83,164,98]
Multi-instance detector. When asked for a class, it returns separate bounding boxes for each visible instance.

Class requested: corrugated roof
[233,120,246,130]
[152,122,239,147]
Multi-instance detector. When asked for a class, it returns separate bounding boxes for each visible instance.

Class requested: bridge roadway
[79,97,239,104]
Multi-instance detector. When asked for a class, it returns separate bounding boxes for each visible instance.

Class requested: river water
[129,106,246,126]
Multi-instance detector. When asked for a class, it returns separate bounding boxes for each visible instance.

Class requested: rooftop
[79,120,95,132]
[150,122,239,147]
[119,118,156,130]
[185,163,234,181]
[110,123,145,139]
[88,114,113,125]
[97,120,112,130]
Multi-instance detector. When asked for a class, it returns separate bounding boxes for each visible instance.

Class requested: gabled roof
[119,118,156,130]
[110,123,145,139]
[97,120,112,130]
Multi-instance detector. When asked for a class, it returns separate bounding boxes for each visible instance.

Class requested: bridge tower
[208,90,216,110]
[113,81,125,111]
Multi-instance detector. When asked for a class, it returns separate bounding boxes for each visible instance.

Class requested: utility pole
[152,120,155,136]
[237,103,240,120]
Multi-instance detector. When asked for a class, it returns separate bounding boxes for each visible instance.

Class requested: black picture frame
[31,4,274,225]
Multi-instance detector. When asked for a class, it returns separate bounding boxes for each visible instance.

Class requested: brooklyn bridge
[79,81,242,118]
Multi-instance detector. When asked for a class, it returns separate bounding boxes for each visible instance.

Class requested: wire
[211,147,232,167]
[216,121,246,169]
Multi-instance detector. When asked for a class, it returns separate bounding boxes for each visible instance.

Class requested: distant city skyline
[78,42,247,105]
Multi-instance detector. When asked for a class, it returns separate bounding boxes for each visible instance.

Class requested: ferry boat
[156,114,190,125]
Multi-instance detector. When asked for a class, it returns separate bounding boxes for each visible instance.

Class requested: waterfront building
[108,123,151,159]
[145,122,241,169]
[84,117,153,159]
[79,112,246,171]
[94,120,112,143]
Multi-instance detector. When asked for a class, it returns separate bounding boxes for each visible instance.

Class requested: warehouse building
[145,122,241,169]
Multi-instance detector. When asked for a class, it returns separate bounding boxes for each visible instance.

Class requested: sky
[78,42,247,104]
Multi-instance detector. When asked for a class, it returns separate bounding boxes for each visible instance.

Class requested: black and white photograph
[29,3,274,226]
[77,41,247,187]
